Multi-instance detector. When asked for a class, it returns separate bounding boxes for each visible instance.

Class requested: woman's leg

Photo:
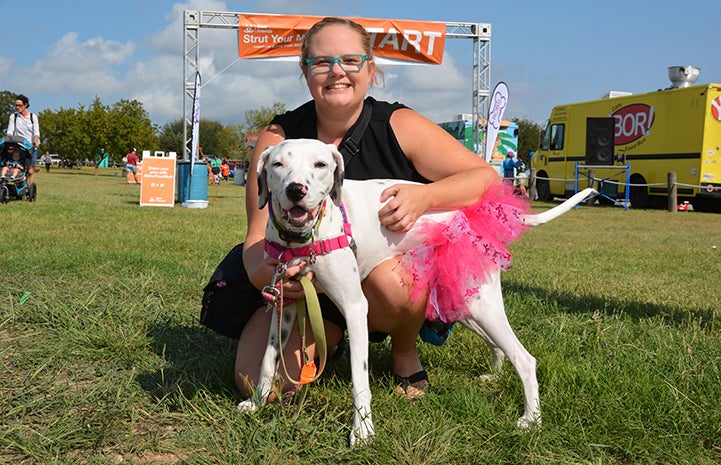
[362,257,427,380]
[235,306,344,400]
[235,256,427,400]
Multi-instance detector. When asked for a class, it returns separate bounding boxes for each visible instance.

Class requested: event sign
[484,82,509,162]
[140,151,177,207]
[238,14,446,64]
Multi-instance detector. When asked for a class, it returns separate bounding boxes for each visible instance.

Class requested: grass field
[1,166,720,464]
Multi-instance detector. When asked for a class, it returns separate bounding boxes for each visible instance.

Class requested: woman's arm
[378,108,501,231]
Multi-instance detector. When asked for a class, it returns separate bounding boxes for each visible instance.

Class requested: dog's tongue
[288,206,309,222]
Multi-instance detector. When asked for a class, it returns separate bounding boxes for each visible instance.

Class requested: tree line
[1,89,540,164]
[0,90,284,164]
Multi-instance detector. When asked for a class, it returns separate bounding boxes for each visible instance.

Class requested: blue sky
[1,0,719,127]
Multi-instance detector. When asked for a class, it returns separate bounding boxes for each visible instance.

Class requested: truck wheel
[629,174,649,209]
[536,177,551,201]
[0,186,8,204]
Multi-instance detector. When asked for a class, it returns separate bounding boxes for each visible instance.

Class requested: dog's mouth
[282,205,320,228]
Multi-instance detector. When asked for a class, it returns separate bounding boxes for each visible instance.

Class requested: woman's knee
[233,310,345,398]
[363,258,427,329]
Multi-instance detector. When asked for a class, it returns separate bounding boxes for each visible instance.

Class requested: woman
[235,17,501,399]
[6,94,40,187]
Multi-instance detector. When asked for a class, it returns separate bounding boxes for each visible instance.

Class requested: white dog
[238,138,594,446]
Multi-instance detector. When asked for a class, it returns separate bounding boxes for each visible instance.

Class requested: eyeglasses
[15,103,25,108]
[304,54,369,75]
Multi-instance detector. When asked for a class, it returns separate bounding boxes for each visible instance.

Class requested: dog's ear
[256,145,273,209]
[329,144,344,206]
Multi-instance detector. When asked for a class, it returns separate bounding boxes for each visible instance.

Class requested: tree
[157,118,245,160]
[2,89,278,164]
[0,90,18,129]
[106,99,158,161]
[512,117,543,162]
[32,96,157,163]
[244,102,286,132]
[157,119,184,156]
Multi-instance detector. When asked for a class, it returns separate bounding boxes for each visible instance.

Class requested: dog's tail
[523,187,597,226]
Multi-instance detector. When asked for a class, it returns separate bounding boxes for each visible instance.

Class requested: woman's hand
[377,183,430,232]
[250,255,315,300]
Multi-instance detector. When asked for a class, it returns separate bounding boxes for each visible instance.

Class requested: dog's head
[257,139,344,232]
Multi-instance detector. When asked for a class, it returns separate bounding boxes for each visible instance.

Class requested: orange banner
[238,14,446,64]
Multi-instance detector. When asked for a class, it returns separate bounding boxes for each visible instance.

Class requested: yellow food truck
[532,67,721,210]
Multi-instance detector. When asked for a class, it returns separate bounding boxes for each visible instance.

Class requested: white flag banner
[484,82,509,162]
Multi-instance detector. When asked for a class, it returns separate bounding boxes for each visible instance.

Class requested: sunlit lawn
[1,166,720,464]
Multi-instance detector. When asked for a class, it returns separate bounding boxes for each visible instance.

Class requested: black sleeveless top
[270,96,429,183]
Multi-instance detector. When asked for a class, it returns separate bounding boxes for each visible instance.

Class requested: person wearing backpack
[6,94,40,187]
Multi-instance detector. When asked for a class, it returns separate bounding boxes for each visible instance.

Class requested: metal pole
[668,171,677,212]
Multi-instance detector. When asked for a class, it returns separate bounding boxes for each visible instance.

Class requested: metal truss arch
[183,11,491,159]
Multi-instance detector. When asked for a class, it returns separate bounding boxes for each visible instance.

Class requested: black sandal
[394,370,429,399]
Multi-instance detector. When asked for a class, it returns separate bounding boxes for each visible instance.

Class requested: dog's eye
[272,161,283,167]
[314,161,327,169]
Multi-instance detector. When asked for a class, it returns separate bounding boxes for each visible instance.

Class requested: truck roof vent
[668,66,700,88]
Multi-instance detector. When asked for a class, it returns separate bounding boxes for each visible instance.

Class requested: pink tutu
[402,183,530,323]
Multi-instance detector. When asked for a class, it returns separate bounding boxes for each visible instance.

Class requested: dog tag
[299,361,317,385]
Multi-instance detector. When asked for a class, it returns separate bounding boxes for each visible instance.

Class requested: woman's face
[304,24,375,111]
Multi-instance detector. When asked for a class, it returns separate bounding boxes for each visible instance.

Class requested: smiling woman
[221,17,502,429]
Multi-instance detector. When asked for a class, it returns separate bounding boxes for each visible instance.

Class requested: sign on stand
[140,151,177,207]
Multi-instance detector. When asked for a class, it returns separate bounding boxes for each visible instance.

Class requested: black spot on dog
[283,312,292,323]
[363,361,368,372]
[281,329,289,341]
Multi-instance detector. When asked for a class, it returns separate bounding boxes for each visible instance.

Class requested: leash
[264,265,327,389]
[262,204,354,391]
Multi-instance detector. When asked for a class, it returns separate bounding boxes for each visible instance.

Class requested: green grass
[1,166,720,464]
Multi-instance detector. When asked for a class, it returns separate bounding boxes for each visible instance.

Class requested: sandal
[394,370,429,399]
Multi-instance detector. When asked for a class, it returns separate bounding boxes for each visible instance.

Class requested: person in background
[6,94,40,187]
[502,151,517,181]
[220,157,230,182]
[515,155,528,196]
[209,155,221,184]
[125,148,139,184]
[1,148,25,179]
[42,152,52,173]
[232,17,503,401]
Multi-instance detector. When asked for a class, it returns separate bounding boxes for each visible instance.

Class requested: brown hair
[15,94,29,108]
[300,17,383,85]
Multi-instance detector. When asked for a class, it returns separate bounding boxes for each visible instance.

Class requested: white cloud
[15,32,135,98]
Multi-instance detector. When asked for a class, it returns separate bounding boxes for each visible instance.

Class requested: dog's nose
[286,182,307,202]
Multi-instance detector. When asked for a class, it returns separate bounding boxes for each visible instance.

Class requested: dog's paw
[237,399,259,413]
[516,414,542,430]
[349,427,375,448]
[349,415,375,448]
[477,372,500,383]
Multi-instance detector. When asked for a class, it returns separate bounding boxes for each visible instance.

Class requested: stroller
[0,135,37,203]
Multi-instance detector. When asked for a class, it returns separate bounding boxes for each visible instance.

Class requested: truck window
[540,122,550,150]
[550,124,565,150]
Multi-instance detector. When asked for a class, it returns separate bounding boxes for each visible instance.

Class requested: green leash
[278,275,327,385]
